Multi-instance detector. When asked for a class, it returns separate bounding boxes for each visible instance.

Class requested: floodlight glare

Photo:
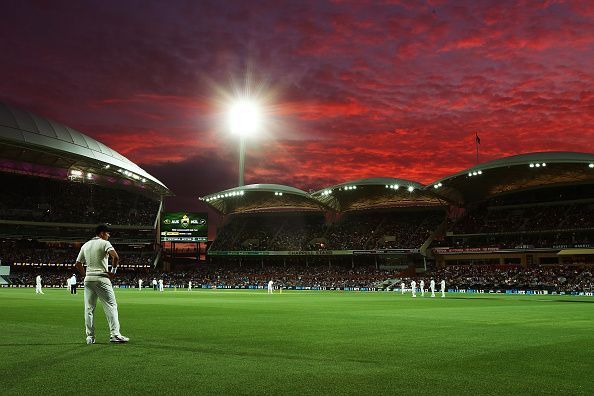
[590,163,594,168]
[407,186,414,192]
[229,100,261,137]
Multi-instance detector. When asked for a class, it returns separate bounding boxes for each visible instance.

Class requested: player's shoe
[86,336,95,344]
[110,334,130,343]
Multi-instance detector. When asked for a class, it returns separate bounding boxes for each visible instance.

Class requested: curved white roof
[0,102,168,190]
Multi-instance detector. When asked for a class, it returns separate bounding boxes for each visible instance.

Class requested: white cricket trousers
[35,285,43,294]
[84,278,121,338]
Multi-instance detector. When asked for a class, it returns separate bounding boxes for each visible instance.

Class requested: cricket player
[440,279,446,298]
[268,280,274,294]
[35,274,44,294]
[158,278,164,292]
[70,274,77,294]
[430,279,436,298]
[138,278,143,290]
[152,278,157,291]
[420,280,425,297]
[66,276,71,293]
[401,282,405,294]
[75,224,129,344]
[410,280,416,298]
[188,280,192,291]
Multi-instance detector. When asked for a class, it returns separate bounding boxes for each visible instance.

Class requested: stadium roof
[312,178,448,211]
[0,102,171,196]
[428,152,594,203]
[202,179,449,215]
[201,152,594,214]
[200,184,326,214]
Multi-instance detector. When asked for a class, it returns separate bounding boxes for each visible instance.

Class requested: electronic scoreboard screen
[160,212,208,242]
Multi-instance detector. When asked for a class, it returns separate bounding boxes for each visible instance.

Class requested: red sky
[1,0,593,212]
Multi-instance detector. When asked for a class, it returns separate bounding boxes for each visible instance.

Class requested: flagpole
[475,133,480,164]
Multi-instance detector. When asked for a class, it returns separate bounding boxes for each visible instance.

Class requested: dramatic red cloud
[0,0,593,211]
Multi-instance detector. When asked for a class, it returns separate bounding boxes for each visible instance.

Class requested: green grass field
[0,288,593,395]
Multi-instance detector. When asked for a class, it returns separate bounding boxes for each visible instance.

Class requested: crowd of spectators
[1,243,154,275]
[8,262,592,293]
[428,264,593,293]
[452,201,594,235]
[210,210,445,251]
[0,172,159,225]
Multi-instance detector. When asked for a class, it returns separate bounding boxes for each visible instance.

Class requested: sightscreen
[160,212,208,242]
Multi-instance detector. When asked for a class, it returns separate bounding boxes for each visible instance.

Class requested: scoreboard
[160,212,208,242]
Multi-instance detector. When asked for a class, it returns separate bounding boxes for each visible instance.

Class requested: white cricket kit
[420,280,425,297]
[411,280,416,297]
[159,279,164,292]
[35,275,43,294]
[76,237,122,338]
[268,280,273,294]
[430,280,436,297]
[401,282,405,294]
[441,280,446,298]
[138,279,143,290]
[188,281,192,291]
[66,277,71,291]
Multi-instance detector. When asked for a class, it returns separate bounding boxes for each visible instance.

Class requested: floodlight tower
[229,99,261,186]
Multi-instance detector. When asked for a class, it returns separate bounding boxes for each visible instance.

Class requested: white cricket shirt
[76,236,115,279]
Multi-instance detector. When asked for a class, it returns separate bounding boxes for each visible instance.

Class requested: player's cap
[95,223,112,235]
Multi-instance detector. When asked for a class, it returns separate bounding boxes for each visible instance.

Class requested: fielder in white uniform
[35,275,44,294]
[401,282,405,294]
[268,280,274,294]
[70,274,77,294]
[430,279,436,298]
[441,279,446,298]
[411,280,416,298]
[75,224,129,344]
[138,278,143,290]
[188,280,192,291]
[66,277,71,293]
[420,280,425,297]
[158,279,164,292]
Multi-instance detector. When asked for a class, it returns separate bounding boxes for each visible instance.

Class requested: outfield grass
[0,288,592,395]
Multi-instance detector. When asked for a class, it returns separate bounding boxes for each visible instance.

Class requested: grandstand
[0,102,172,282]
[200,153,594,293]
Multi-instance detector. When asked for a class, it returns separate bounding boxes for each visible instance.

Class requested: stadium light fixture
[229,99,262,187]
[589,163,594,168]
[407,186,414,192]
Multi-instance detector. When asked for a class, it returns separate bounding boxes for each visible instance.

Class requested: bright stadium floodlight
[228,99,262,186]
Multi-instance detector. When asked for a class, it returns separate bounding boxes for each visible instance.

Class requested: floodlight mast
[229,99,261,187]
[239,135,246,187]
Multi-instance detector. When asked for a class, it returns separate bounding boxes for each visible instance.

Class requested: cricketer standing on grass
[70,274,77,294]
[159,278,164,292]
[35,274,43,294]
[441,279,446,298]
[152,278,157,290]
[268,280,274,294]
[401,282,405,294]
[75,224,129,344]
[188,280,192,291]
[66,276,71,293]
[420,280,425,297]
[430,279,436,298]
[411,280,416,298]
[138,278,143,290]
